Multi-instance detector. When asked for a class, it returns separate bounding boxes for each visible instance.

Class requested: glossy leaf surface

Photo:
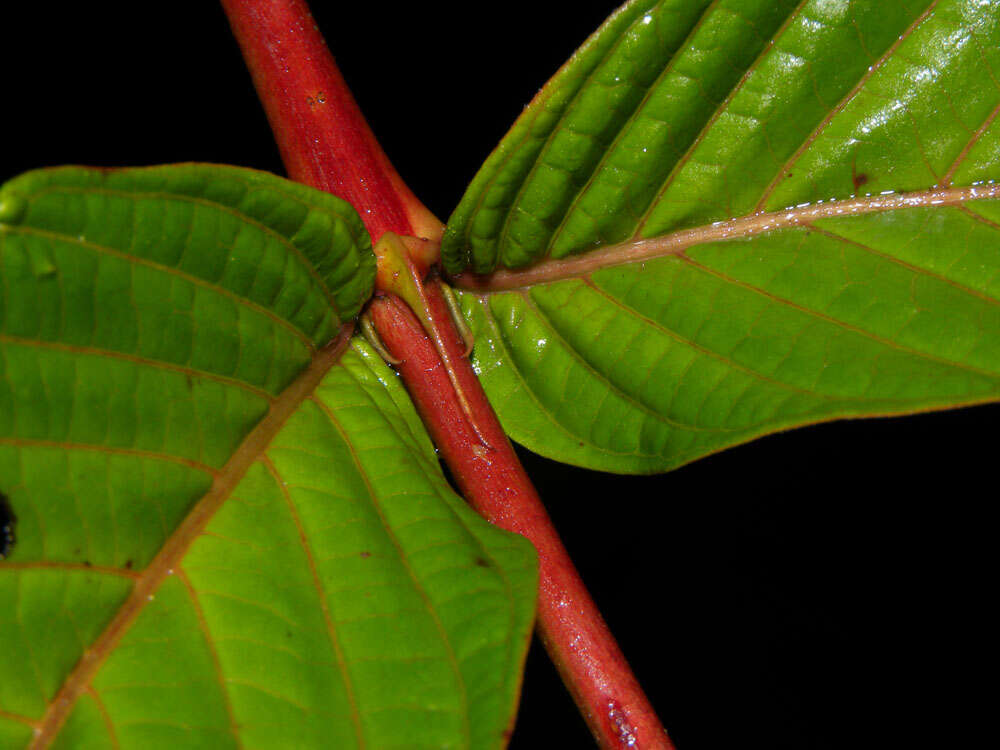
[0,166,537,748]
[444,0,1000,473]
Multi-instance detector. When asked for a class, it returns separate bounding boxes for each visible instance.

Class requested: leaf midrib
[450,183,1000,291]
[28,326,354,750]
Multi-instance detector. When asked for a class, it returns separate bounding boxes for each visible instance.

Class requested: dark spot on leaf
[853,172,869,190]
[125,559,134,570]
[474,557,489,568]
[360,550,371,558]
[185,375,194,391]
[73,547,81,556]
[83,560,92,567]
[786,172,793,178]
[0,492,15,560]
[286,629,293,639]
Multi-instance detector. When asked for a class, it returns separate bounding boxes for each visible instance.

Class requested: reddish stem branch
[370,289,673,749]
[220,1,673,747]
[220,0,440,243]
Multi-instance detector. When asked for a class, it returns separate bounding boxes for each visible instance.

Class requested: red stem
[370,290,673,750]
[220,0,440,243]
[221,1,673,747]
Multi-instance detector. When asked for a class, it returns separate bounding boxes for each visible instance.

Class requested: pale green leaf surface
[0,166,537,748]
[444,0,1000,473]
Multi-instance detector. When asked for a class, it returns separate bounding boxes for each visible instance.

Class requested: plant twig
[369,290,673,750]
[220,0,441,243]
[221,1,674,746]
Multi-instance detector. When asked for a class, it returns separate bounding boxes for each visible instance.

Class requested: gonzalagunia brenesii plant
[1,1,997,748]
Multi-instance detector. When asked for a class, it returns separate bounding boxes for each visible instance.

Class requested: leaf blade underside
[0,165,537,749]
[443,0,1000,473]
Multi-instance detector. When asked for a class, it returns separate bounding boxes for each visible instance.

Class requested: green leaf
[443,0,1000,473]
[0,165,537,748]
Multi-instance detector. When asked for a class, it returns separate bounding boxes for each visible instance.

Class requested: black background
[2,2,993,748]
